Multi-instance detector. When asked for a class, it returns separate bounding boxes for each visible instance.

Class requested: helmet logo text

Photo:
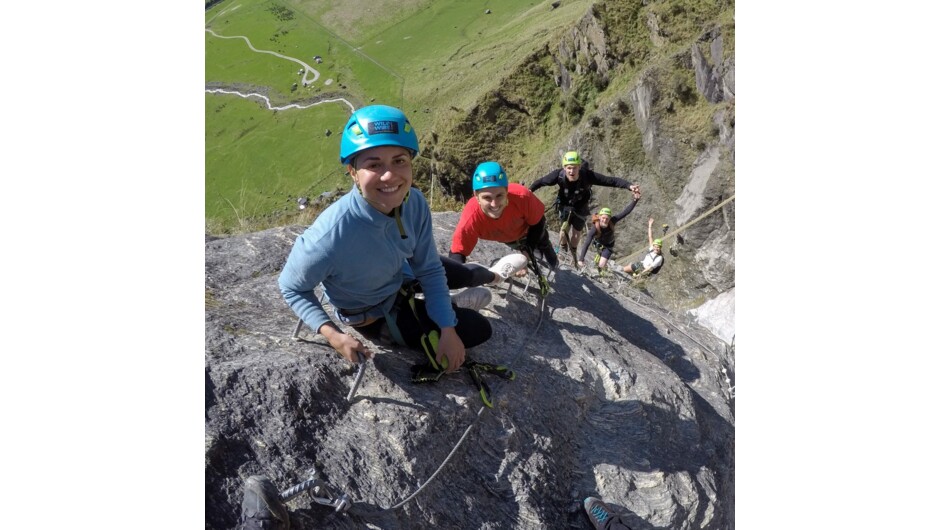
[367,120,399,135]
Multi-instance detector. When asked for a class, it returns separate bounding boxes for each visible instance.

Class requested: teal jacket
[278,185,456,334]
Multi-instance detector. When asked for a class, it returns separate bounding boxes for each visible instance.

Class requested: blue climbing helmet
[339,105,419,165]
[472,161,509,191]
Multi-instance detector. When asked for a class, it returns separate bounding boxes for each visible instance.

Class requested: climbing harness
[379,279,517,409]
[591,239,613,268]
[522,246,552,299]
[383,281,443,369]
[410,357,514,408]
[500,237,551,300]
[507,236,552,299]
[464,359,516,408]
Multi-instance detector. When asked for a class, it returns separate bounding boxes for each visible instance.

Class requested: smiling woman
[278,105,497,386]
[339,105,420,214]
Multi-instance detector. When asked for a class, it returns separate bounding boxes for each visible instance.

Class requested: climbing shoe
[239,475,290,530]
[584,497,613,530]
[583,497,634,530]
[489,253,528,284]
[451,287,492,310]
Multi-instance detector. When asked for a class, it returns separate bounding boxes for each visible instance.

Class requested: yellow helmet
[562,151,581,165]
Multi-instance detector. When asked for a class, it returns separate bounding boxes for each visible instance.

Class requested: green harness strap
[383,282,446,371]
[519,246,550,298]
[387,282,515,408]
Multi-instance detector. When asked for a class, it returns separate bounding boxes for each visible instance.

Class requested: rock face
[205,213,735,529]
[550,16,736,330]
[556,7,612,83]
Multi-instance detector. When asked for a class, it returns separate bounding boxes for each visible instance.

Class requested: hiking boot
[239,475,289,530]
[584,497,612,530]
[488,253,528,284]
[451,287,492,310]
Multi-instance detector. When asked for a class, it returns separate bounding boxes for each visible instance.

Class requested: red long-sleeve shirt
[450,183,545,258]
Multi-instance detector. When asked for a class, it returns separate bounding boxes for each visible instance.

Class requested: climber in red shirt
[449,161,559,274]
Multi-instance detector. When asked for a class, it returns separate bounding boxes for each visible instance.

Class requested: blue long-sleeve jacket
[278,185,456,334]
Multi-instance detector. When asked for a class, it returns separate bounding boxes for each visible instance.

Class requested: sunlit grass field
[205,0,592,233]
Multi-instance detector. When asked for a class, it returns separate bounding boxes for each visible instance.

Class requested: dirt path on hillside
[205,27,356,112]
[206,28,322,86]
[205,87,355,112]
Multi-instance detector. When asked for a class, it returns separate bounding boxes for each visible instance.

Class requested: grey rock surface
[206,213,735,529]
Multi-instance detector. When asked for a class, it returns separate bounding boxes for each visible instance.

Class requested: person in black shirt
[529,151,639,264]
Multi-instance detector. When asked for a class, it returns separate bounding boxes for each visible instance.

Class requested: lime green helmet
[598,207,612,216]
[653,238,663,247]
[562,151,581,165]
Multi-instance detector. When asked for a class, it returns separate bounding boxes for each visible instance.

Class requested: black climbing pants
[355,256,493,350]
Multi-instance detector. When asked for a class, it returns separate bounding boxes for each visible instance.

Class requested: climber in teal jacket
[278,105,491,373]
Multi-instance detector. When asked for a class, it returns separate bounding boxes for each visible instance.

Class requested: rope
[617,194,735,265]
[347,265,549,520]
[351,405,486,519]
[605,191,736,354]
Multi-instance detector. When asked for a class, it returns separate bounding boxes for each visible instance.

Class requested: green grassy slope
[204,94,349,233]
